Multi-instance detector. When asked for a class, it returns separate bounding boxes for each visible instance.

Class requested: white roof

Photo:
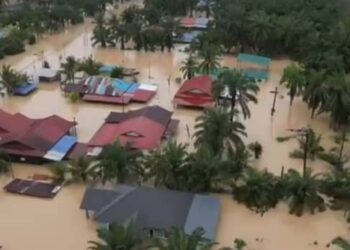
[138,84,158,91]
[37,68,58,78]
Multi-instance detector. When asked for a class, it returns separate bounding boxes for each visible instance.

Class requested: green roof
[237,53,271,66]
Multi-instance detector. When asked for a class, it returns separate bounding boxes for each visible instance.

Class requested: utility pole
[270,87,279,116]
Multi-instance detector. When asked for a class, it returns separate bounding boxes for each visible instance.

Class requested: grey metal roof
[184,194,221,241]
[80,185,135,212]
[80,185,221,241]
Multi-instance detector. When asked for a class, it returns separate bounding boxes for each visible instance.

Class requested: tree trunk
[230,91,237,121]
[121,37,125,50]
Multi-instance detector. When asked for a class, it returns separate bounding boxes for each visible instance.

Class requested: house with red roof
[0,109,85,163]
[88,106,179,155]
[173,76,215,109]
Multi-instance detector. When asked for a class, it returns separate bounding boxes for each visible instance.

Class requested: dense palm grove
[1,0,350,249]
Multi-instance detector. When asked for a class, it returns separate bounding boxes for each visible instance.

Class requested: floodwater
[0,2,349,250]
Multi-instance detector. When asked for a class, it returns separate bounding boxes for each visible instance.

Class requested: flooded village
[1,0,350,250]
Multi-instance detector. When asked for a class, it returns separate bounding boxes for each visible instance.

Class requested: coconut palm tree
[194,107,246,154]
[214,69,259,120]
[180,54,198,80]
[0,65,27,94]
[280,63,306,106]
[289,128,324,160]
[186,145,232,192]
[320,73,350,129]
[198,43,221,75]
[60,56,79,84]
[109,15,130,50]
[232,168,282,215]
[303,70,328,118]
[78,56,102,76]
[88,222,139,250]
[97,141,143,184]
[152,227,215,250]
[143,140,188,190]
[69,156,99,183]
[91,13,113,48]
[246,10,274,52]
[284,168,326,216]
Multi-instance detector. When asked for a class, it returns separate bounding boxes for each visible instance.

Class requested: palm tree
[0,65,27,94]
[280,63,305,106]
[248,142,263,159]
[78,56,102,76]
[91,13,113,48]
[97,141,143,184]
[180,54,198,80]
[246,10,274,52]
[303,70,328,118]
[331,237,350,250]
[143,140,188,191]
[69,156,98,183]
[153,227,215,250]
[194,107,246,154]
[289,128,324,160]
[321,73,350,129]
[186,146,232,192]
[60,56,79,84]
[214,69,259,120]
[88,222,139,250]
[232,168,282,215]
[284,168,326,216]
[198,43,221,75]
[109,15,130,50]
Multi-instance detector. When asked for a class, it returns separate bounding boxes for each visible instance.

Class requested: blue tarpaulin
[14,83,38,96]
[111,79,139,93]
[44,135,77,161]
[99,65,115,74]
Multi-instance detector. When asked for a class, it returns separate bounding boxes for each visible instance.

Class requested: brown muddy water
[0,4,349,250]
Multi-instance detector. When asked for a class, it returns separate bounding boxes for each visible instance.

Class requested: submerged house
[173,76,215,109]
[80,185,221,241]
[88,106,179,155]
[64,76,158,105]
[0,109,85,163]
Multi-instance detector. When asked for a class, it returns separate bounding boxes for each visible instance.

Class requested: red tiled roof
[175,76,213,97]
[174,76,215,108]
[0,109,75,158]
[89,106,176,151]
[83,94,132,104]
[132,89,157,103]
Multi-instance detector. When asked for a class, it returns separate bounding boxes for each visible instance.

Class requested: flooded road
[0,4,349,250]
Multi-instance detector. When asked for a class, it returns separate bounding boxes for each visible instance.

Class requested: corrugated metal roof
[184,194,221,241]
[43,135,77,161]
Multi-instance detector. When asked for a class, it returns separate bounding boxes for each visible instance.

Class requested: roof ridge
[95,186,137,219]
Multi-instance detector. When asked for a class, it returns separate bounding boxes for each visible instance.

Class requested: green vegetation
[0,151,11,175]
[0,65,28,94]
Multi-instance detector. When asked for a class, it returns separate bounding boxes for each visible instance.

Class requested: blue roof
[44,135,77,161]
[175,31,201,43]
[99,65,115,74]
[184,194,220,241]
[14,83,38,96]
[111,79,139,93]
[238,53,271,67]
[243,68,269,81]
